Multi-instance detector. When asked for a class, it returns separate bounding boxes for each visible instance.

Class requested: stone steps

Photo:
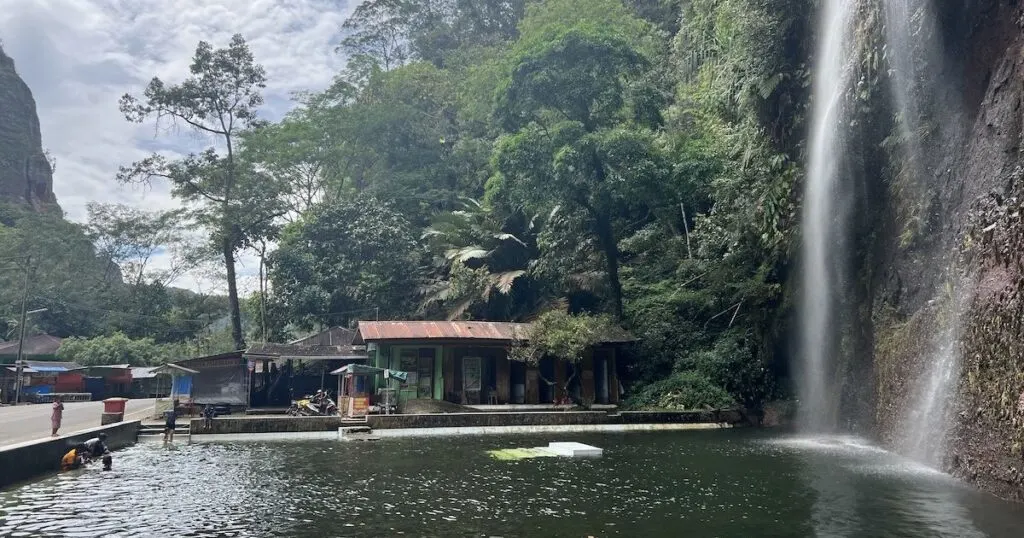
[139,424,189,442]
[138,433,190,443]
[139,425,189,434]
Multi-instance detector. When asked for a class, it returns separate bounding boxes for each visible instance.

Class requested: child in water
[102,454,112,471]
[60,444,86,471]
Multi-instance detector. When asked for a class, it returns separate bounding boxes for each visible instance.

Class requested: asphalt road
[0,398,157,447]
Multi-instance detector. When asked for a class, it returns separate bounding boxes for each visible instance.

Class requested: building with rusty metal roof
[354,320,634,409]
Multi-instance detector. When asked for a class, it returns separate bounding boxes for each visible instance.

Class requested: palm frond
[493,233,527,247]
[446,294,477,321]
[491,270,527,294]
[445,247,492,262]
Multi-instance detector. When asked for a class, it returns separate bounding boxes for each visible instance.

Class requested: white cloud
[0,0,355,294]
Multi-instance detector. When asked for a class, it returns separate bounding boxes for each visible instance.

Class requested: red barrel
[103,397,128,414]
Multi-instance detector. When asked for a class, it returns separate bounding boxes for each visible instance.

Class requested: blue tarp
[173,375,192,397]
[84,377,105,398]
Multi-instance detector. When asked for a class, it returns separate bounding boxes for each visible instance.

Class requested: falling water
[901,283,969,464]
[798,0,859,433]
[882,0,967,465]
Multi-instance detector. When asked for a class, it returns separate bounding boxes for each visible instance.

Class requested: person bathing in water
[82,433,110,464]
[60,444,86,471]
[164,401,178,443]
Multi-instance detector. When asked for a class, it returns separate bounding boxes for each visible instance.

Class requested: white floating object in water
[546,442,602,457]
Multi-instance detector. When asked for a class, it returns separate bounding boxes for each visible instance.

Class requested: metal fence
[32,393,92,403]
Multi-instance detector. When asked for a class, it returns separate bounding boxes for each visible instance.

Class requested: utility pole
[13,256,31,405]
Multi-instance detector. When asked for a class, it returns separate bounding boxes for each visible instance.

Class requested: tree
[337,0,419,72]
[0,204,118,338]
[57,332,180,366]
[420,198,538,320]
[241,113,332,221]
[118,34,280,351]
[337,0,527,72]
[268,195,421,329]
[508,310,624,402]
[492,18,670,320]
[85,203,201,287]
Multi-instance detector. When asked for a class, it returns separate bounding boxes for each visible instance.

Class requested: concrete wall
[0,420,140,490]
[372,423,730,438]
[614,410,746,425]
[367,410,747,430]
[190,416,346,435]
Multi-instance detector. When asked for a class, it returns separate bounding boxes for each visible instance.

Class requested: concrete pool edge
[187,430,341,443]
[368,422,733,437]
[0,420,141,490]
[182,422,734,442]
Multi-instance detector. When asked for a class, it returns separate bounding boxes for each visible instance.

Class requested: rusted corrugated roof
[357,321,525,342]
[356,321,634,344]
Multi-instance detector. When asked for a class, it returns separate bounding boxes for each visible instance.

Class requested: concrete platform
[547,441,602,457]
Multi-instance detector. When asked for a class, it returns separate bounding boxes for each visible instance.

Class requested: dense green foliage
[0,203,233,361]
[269,195,420,329]
[242,0,811,410]
[9,0,814,410]
[508,311,621,365]
[57,332,178,367]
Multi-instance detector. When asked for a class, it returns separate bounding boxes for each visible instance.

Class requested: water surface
[1,430,1022,537]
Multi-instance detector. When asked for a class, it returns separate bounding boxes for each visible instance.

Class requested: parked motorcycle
[287,390,338,416]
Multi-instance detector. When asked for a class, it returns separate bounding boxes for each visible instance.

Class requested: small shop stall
[331,364,407,417]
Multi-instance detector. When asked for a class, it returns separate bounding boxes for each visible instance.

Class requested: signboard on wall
[399,349,418,386]
[350,397,369,416]
[463,357,482,392]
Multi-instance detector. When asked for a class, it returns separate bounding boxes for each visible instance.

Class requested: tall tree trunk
[223,134,245,351]
[587,152,623,320]
[594,213,624,321]
[223,233,246,351]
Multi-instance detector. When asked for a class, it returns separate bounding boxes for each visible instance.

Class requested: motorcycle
[286,398,314,416]
[287,391,338,416]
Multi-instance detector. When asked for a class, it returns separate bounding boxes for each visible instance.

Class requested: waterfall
[797,0,859,433]
[882,0,967,466]
[901,284,968,464]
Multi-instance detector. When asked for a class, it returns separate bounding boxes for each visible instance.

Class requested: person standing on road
[51,396,64,437]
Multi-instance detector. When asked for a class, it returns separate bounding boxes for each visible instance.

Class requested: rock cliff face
[0,45,58,210]
[869,0,1024,501]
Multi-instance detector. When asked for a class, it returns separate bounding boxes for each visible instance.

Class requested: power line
[30,294,217,324]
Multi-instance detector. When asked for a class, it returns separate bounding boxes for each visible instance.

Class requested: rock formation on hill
[0,44,58,210]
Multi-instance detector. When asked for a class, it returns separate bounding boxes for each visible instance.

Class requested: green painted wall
[384,344,443,403]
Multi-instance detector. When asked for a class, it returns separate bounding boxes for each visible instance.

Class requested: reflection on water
[1,430,1022,537]
[773,435,1007,538]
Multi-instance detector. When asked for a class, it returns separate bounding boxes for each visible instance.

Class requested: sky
[0,0,355,294]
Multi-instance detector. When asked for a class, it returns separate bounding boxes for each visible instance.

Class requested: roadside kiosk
[332,364,408,417]
[332,364,378,417]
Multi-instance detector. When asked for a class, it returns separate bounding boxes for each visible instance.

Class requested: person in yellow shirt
[60,444,85,471]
